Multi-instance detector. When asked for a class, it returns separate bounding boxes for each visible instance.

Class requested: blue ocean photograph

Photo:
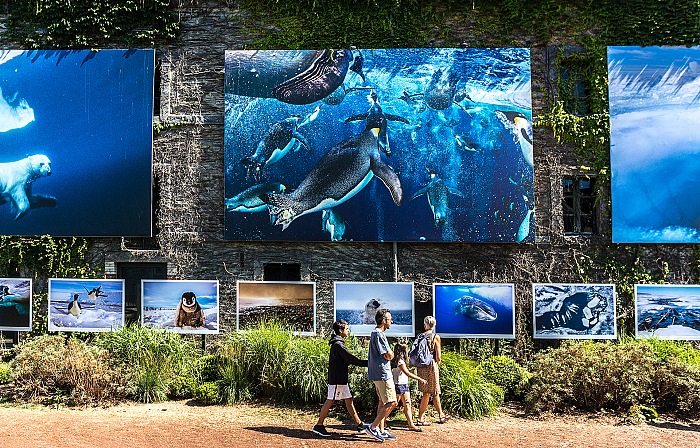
[0,49,154,236]
[334,281,414,336]
[636,284,700,340]
[609,46,700,243]
[142,280,219,334]
[0,278,31,331]
[224,48,533,242]
[533,284,616,339]
[48,278,124,332]
[237,281,315,335]
[433,283,514,338]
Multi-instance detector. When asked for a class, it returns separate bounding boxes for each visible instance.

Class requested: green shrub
[0,363,12,384]
[439,351,504,419]
[525,340,657,414]
[217,355,252,404]
[195,381,221,405]
[168,374,196,400]
[95,324,198,403]
[11,334,126,405]
[477,355,531,400]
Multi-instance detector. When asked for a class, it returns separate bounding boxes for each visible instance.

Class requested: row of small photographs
[0,279,698,340]
[47,279,219,334]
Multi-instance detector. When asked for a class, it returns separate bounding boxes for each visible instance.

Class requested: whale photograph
[334,281,414,336]
[48,278,125,332]
[0,278,32,331]
[142,280,219,335]
[433,283,515,338]
[0,49,153,236]
[636,284,700,340]
[609,46,700,243]
[533,284,616,339]
[236,281,315,335]
[224,48,533,242]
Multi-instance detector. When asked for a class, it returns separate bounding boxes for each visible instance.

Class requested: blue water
[337,308,412,326]
[0,50,154,236]
[224,48,533,242]
[433,284,514,337]
[609,46,700,243]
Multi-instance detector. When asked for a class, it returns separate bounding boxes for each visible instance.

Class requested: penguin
[84,285,107,301]
[495,110,533,168]
[225,49,362,105]
[68,293,81,317]
[409,170,464,228]
[0,285,9,303]
[517,209,534,242]
[261,123,403,231]
[344,90,409,156]
[241,107,319,181]
[226,182,286,213]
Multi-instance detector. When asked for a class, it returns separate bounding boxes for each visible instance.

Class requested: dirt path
[0,401,698,448]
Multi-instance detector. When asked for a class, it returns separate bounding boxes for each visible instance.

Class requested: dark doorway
[118,262,167,324]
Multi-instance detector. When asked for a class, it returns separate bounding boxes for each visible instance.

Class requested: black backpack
[408,331,434,367]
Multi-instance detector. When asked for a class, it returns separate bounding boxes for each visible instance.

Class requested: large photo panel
[48,278,125,332]
[0,278,32,331]
[224,48,533,242]
[636,284,700,340]
[142,280,219,334]
[334,281,414,337]
[533,284,616,339]
[236,281,316,335]
[433,283,515,338]
[609,46,700,243]
[0,50,153,236]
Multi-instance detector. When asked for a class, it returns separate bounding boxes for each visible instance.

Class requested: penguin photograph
[334,281,414,337]
[225,47,533,243]
[0,278,32,331]
[142,280,219,334]
[48,279,125,332]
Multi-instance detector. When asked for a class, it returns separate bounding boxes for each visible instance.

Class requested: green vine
[5,0,179,48]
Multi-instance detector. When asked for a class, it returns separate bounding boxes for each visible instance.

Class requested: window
[263,263,301,281]
[562,177,597,235]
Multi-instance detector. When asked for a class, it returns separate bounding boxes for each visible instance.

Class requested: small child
[312,320,370,437]
[391,342,427,432]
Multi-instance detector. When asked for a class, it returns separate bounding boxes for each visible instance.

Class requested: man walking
[365,308,397,442]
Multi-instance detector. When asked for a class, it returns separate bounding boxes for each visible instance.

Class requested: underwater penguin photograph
[433,283,515,338]
[635,284,700,340]
[609,46,700,243]
[334,281,414,336]
[236,281,315,335]
[224,48,533,242]
[0,49,153,237]
[142,280,219,334]
[48,279,125,332]
[0,278,32,331]
[533,284,617,339]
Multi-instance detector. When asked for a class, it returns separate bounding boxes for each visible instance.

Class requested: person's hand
[419,378,427,385]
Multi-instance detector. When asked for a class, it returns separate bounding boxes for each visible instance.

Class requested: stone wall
[2,3,696,354]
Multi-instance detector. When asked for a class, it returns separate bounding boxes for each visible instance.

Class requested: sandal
[408,427,423,432]
[416,419,431,426]
[438,414,450,424]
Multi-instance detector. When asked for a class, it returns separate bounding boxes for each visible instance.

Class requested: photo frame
[236,281,316,335]
[48,278,125,332]
[142,279,219,334]
[334,281,414,337]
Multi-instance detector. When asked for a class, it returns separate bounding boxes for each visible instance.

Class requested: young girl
[391,342,427,432]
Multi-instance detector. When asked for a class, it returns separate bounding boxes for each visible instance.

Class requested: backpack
[408,332,434,367]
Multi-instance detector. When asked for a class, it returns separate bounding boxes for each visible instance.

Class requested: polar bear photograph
[0,154,56,220]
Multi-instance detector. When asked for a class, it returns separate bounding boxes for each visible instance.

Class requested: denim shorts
[395,384,409,395]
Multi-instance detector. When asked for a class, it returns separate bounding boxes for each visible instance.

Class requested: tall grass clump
[214,320,328,405]
[439,351,504,419]
[95,324,198,403]
[11,334,126,405]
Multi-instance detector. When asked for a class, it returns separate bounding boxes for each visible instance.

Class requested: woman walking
[415,316,450,425]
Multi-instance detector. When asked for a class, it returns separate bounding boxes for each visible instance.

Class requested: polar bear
[0,154,56,220]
